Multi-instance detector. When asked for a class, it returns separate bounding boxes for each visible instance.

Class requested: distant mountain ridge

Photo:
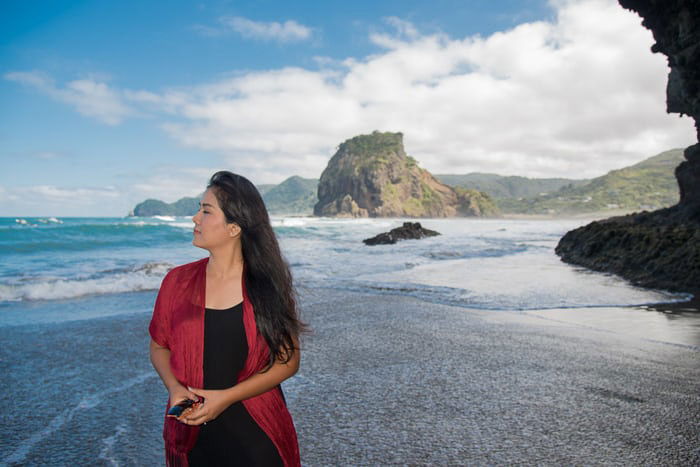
[131,176,318,217]
[262,176,318,214]
[131,196,201,217]
[434,173,590,199]
[131,146,684,218]
[498,148,684,215]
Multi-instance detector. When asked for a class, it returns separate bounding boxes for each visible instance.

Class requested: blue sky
[1,0,696,216]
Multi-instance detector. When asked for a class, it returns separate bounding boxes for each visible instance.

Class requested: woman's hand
[168,384,199,420]
[180,386,234,425]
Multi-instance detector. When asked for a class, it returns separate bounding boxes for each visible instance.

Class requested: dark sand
[2,287,699,465]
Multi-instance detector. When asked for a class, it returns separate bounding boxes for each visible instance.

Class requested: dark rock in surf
[363,222,440,245]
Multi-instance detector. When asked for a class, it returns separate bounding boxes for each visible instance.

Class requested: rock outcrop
[619,0,700,213]
[314,131,498,218]
[363,222,440,245]
[556,211,700,293]
[556,1,700,295]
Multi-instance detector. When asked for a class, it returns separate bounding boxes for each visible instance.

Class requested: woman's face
[192,188,240,250]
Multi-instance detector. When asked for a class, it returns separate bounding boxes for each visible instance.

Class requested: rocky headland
[556,0,700,295]
[314,131,498,218]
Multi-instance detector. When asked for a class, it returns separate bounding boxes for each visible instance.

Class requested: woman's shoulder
[163,257,208,282]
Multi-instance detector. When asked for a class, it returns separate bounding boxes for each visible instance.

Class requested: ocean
[1,215,695,319]
[2,215,699,465]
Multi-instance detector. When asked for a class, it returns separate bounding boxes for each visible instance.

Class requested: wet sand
[2,288,699,465]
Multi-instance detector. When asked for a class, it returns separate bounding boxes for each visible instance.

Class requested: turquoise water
[1,215,694,327]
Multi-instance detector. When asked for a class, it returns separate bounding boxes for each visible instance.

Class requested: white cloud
[384,16,419,39]
[26,185,120,201]
[130,167,216,203]
[220,16,312,42]
[137,0,694,180]
[1,185,122,216]
[8,0,696,183]
[2,169,211,216]
[5,71,132,125]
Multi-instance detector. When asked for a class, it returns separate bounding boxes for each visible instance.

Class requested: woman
[149,171,305,466]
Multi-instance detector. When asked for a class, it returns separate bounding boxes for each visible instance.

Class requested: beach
[2,286,698,465]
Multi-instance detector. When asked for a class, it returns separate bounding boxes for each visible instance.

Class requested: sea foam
[0,262,173,301]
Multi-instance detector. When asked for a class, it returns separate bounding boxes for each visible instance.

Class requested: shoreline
[645,292,700,313]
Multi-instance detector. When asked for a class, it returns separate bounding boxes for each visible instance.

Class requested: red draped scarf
[149,257,301,466]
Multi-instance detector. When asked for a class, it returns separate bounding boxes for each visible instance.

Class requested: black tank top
[187,302,283,466]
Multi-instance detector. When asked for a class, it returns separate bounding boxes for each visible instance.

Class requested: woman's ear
[229,224,241,237]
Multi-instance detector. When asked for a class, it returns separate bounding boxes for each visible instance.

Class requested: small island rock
[363,222,440,245]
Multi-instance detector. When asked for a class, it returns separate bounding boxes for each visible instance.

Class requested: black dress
[188,302,283,466]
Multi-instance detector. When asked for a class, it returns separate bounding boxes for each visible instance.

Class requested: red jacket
[149,257,300,466]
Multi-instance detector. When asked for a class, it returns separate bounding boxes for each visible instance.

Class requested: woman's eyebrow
[199,202,215,208]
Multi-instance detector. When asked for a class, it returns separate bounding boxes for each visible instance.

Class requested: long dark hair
[208,171,307,370]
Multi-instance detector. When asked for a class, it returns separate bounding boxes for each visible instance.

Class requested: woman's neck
[207,247,244,279]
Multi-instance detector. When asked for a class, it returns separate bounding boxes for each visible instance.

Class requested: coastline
[274,207,647,221]
[645,292,700,313]
[497,208,638,221]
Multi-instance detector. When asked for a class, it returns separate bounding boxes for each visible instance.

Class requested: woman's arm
[149,339,197,407]
[228,340,301,400]
[183,338,301,425]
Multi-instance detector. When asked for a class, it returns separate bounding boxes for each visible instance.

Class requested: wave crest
[0,262,173,302]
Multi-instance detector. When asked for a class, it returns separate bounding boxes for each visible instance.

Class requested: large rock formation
[620,0,700,212]
[556,0,700,294]
[314,131,498,218]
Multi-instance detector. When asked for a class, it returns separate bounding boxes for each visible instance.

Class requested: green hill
[498,149,684,215]
[131,178,317,217]
[256,184,276,196]
[262,176,318,215]
[132,196,201,216]
[434,173,588,199]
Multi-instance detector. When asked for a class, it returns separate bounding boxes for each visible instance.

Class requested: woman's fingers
[182,404,208,425]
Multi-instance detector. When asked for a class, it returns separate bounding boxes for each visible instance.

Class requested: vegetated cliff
[501,149,684,215]
[556,0,700,294]
[314,131,498,218]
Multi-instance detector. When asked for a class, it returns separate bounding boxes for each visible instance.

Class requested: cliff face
[314,131,497,218]
[556,1,700,294]
[619,0,700,213]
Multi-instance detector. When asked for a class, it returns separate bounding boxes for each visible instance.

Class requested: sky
[1,0,696,216]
